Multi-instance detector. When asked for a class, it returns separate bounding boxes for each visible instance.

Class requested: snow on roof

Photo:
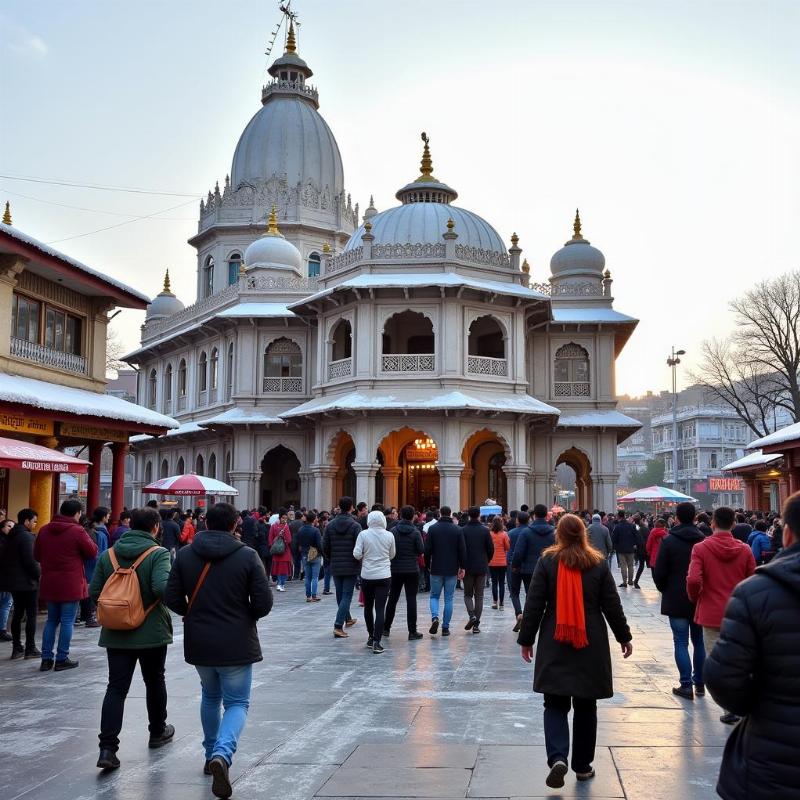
[722,450,783,472]
[130,420,203,443]
[199,407,285,426]
[550,307,637,324]
[216,303,295,318]
[0,373,176,430]
[557,410,642,428]
[290,272,549,309]
[123,321,204,360]
[748,421,800,451]
[281,389,560,418]
[1,224,149,303]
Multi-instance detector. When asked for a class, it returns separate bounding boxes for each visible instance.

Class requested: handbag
[270,529,286,556]
[307,545,320,563]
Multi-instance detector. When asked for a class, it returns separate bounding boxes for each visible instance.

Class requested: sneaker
[365,638,374,649]
[24,646,41,659]
[694,684,706,696]
[54,658,79,671]
[576,768,596,781]
[97,749,120,771]
[383,629,390,638]
[10,646,24,660]
[513,614,523,633]
[472,625,481,635]
[209,755,232,799]
[441,627,450,636]
[408,631,424,641]
[491,602,498,610]
[39,659,54,672]
[85,619,100,628]
[322,590,332,595]
[546,760,568,789]
[465,616,477,631]
[148,723,175,748]
[0,630,12,642]
[345,618,357,627]
[672,685,694,700]
[306,598,313,603]
[618,583,628,588]
[372,643,385,655]
[499,603,504,610]
[429,617,440,635]
[720,712,740,725]
[333,628,348,638]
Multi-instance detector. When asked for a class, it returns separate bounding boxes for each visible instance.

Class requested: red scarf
[554,562,589,649]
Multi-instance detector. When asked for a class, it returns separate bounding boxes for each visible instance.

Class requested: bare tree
[693,271,800,437]
[106,326,127,378]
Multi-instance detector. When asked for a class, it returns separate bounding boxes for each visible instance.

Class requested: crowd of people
[0,492,797,799]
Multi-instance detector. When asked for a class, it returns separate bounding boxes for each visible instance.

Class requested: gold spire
[286,20,297,53]
[415,131,436,182]
[522,258,530,274]
[2,201,11,226]
[322,243,331,253]
[572,208,583,240]
[511,232,519,247]
[446,218,455,231]
[162,269,172,294]
[266,204,283,237]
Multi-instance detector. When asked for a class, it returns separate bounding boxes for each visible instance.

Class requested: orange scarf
[554,562,589,649]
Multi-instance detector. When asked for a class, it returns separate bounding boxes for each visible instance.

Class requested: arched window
[176,456,185,475]
[329,319,352,380]
[467,316,507,376]
[178,358,187,397]
[144,460,153,485]
[210,348,219,391]
[227,253,242,285]
[225,450,231,480]
[554,343,590,397]
[307,251,321,278]
[198,351,208,394]
[264,338,303,392]
[381,311,434,372]
[160,458,169,479]
[488,452,507,507]
[208,452,217,479]
[203,256,214,298]
[226,342,234,400]
[196,454,204,476]
[164,363,173,411]
[147,369,157,409]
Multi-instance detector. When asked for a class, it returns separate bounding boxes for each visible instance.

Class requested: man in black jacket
[384,505,425,640]
[705,492,800,800]
[652,502,706,700]
[165,502,271,799]
[322,496,363,638]
[511,504,555,619]
[160,510,181,563]
[424,506,466,636]
[460,507,494,634]
[611,510,641,588]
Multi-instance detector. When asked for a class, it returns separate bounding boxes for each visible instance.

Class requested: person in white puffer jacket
[353,511,396,654]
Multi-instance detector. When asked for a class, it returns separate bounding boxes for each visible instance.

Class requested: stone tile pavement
[0,568,728,799]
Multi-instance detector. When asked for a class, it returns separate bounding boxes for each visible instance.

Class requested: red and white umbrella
[0,435,90,473]
[142,473,238,497]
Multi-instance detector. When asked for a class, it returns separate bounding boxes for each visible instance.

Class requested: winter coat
[611,520,640,554]
[296,524,323,559]
[161,519,181,551]
[353,525,396,580]
[424,518,467,576]
[507,525,527,565]
[645,526,668,568]
[462,521,494,574]
[750,531,774,564]
[704,543,800,800]
[110,524,129,545]
[652,524,705,619]
[512,519,555,574]
[390,520,425,574]
[489,530,511,567]
[697,522,713,538]
[89,529,173,650]
[586,522,612,557]
[0,523,40,591]
[179,518,196,545]
[268,523,293,575]
[164,530,272,666]
[517,554,631,699]
[322,513,363,576]
[84,524,109,583]
[686,531,756,627]
[635,525,651,562]
[34,514,98,602]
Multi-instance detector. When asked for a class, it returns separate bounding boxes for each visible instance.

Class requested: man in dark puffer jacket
[322,497,363,638]
[383,505,424,640]
[705,492,800,800]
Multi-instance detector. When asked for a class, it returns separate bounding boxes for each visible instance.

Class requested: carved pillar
[298,468,312,509]
[352,461,379,507]
[381,466,402,509]
[437,464,463,511]
[310,465,338,512]
[503,466,530,512]
[459,468,475,511]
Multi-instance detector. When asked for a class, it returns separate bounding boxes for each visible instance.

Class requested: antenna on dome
[265,1,301,59]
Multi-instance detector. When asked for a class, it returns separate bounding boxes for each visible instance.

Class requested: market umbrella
[142,473,238,496]
[617,486,697,503]
[0,435,90,473]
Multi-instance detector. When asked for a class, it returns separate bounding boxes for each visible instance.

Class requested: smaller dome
[244,206,302,275]
[550,210,605,277]
[147,270,185,320]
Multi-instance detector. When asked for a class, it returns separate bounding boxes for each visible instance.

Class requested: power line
[0,173,202,198]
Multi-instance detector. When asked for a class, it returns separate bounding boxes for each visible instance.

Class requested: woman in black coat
[518,514,632,790]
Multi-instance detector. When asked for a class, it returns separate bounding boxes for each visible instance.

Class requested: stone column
[352,461,379,507]
[229,470,258,509]
[381,466,402,509]
[86,441,104,512]
[531,472,554,507]
[437,464,463,511]
[459,468,475,511]
[298,468,312,509]
[310,465,338,512]
[110,443,129,522]
[503,466,530,512]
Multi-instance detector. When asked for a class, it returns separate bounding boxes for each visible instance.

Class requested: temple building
[126,23,640,512]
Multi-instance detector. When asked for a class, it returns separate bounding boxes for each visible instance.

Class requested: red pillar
[86,441,103,513]
[111,442,128,522]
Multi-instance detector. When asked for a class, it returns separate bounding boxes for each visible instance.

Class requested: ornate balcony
[11,337,86,374]
[381,354,435,373]
[263,377,303,393]
[554,382,591,397]
[467,355,508,377]
[328,358,352,381]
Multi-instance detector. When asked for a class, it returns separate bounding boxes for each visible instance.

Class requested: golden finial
[2,201,11,226]
[322,243,331,253]
[238,260,247,276]
[419,131,434,180]
[511,232,519,247]
[266,204,282,236]
[604,268,611,279]
[446,218,455,231]
[572,208,583,240]
[364,221,372,232]
[286,20,297,54]
[162,269,172,294]
[522,259,530,274]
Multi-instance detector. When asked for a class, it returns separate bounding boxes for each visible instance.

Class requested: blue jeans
[196,664,252,765]
[0,592,12,629]
[429,574,457,628]
[304,558,321,597]
[333,575,357,629]
[41,601,79,662]
[277,574,287,588]
[668,616,706,687]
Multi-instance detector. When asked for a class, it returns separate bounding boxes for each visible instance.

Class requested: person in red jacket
[33,499,98,672]
[686,505,755,724]
[645,518,668,569]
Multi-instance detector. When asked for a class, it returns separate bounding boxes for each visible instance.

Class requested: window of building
[331,319,352,360]
[709,452,718,469]
[203,256,214,298]
[198,351,208,393]
[164,364,173,406]
[147,369,157,408]
[308,251,321,278]
[226,343,234,399]
[210,348,219,390]
[178,358,187,397]
[11,294,40,342]
[176,456,185,475]
[144,460,153,485]
[554,343,590,396]
[227,253,242,285]
[196,454,204,476]
[12,293,83,357]
[264,338,302,378]
[208,452,217,479]
[160,459,169,479]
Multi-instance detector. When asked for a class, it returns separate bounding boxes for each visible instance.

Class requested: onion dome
[147,270,185,320]
[244,205,302,275]
[550,209,606,278]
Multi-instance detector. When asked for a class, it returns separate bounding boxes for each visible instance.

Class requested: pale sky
[2,0,798,396]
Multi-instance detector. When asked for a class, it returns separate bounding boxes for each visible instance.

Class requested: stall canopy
[143,473,238,497]
[618,486,697,503]
[0,436,90,473]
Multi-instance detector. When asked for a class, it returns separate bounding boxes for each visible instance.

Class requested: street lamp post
[667,347,686,493]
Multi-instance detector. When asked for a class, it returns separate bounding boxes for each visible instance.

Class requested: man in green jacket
[89,507,174,771]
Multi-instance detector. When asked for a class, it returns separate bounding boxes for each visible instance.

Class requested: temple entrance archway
[555,447,592,511]
[260,445,300,510]
[460,429,509,509]
[376,427,440,511]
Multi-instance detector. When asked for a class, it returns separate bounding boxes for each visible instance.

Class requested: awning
[0,436,90,473]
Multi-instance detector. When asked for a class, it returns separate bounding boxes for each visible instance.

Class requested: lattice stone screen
[381,354,435,372]
[467,355,508,377]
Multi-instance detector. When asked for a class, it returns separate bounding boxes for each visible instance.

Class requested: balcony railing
[381,354,435,373]
[263,377,303,393]
[554,381,590,397]
[11,336,86,374]
[467,355,508,377]
[328,358,352,381]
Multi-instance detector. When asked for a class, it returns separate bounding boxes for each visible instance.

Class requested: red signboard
[709,477,744,492]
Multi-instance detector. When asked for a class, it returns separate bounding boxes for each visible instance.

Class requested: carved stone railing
[261,79,319,106]
[529,282,551,295]
[11,337,86,374]
[554,382,591,397]
[372,243,446,259]
[143,283,240,340]
[550,281,604,297]
[244,275,318,292]
[467,355,508,377]
[455,244,510,268]
[326,247,363,275]
[328,358,352,380]
[263,377,303,393]
[381,354,435,373]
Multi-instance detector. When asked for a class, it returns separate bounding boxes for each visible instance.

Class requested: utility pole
[667,347,686,493]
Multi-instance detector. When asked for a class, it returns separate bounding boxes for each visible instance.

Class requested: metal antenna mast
[266,1,300,59]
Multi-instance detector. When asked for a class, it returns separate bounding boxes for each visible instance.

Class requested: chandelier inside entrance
[413,437,436,450]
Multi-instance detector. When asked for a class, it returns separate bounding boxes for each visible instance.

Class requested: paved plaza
[1,569,729,800]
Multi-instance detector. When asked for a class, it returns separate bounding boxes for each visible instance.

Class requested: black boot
[97,749,120,770]
[209,756,232,798]
[10,645,24,660]
[148,723,175,748]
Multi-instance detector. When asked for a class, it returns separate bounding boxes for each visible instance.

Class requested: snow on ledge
[722,450,783,472]
[748,421,800,451]
[556,410,642,428]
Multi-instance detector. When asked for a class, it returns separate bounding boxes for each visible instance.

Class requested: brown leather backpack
[96,546,160,630]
